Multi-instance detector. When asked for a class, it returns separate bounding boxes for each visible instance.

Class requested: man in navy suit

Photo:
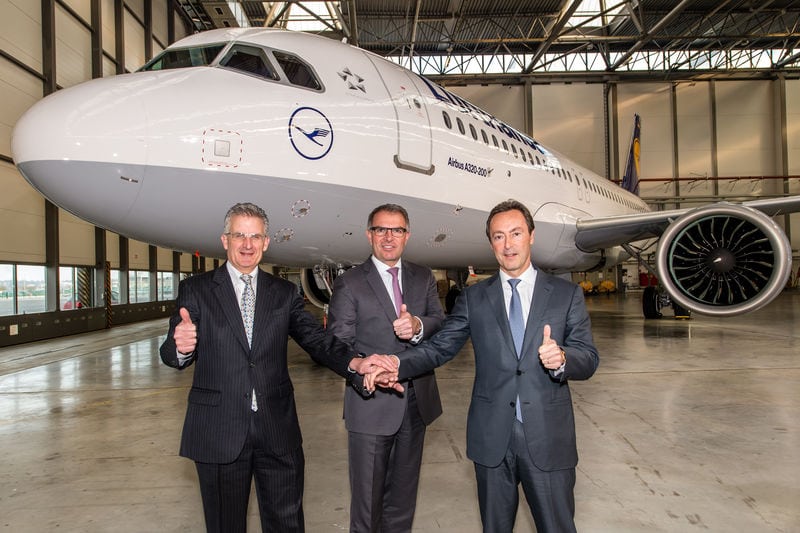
[327,204,445,532]
[160,202,395,533]
[368,199,599,533]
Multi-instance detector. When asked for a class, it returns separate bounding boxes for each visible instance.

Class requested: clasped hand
[349,354,403,393]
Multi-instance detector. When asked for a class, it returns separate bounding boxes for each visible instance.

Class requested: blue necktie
[508,278,524,423]
[508,279,524,357]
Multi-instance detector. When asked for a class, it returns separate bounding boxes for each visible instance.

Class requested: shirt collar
[226,261,258,284]
[499,264,537,286]
[370,255,403,273]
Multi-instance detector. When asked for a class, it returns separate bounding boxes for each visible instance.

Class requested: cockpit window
[140,44,225,71]
[273,51,322,90]
[219,45,279,80]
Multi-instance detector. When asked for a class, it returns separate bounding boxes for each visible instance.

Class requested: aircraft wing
[575,195,800,252]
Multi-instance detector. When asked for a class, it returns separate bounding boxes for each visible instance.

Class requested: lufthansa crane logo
[288,107,333,160]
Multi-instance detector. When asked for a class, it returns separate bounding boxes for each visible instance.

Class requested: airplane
[11,28,800,318]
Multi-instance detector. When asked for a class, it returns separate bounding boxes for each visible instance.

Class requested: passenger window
[481,130,489,144]
[443,111,452,129]
[521,151,526,162]
[457,117,465,135]
[469,123,478,140]
[273,51,321,90]
[511,145,518,158]
[220,45,278,80]
[501,140,508,152]
[492,135,499,148]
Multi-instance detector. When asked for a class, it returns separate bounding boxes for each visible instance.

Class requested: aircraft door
[368,58,434,175]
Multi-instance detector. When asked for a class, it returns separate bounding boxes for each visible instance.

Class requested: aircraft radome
[11,28,800,317]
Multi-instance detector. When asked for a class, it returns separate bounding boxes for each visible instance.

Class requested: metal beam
[523,0,583,74]
[610,0,694,70]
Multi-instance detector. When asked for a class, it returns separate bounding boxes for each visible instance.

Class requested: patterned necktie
[241,274,255,347]
[388,267,403,316]
[508,278,524,357]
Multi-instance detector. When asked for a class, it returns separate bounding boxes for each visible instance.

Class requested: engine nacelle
[300,266,332,308]
[655,203,792,317]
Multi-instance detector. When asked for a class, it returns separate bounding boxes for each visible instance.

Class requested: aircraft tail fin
[621,114,641,196]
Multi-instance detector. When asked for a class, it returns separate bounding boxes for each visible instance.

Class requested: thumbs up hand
[174,307,197,355]
[393,304,420,340]
[538,324,565,370]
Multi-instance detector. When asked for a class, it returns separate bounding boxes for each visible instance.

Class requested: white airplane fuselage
[12,28,646,274]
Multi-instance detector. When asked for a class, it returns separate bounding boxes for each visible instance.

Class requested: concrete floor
[1,290,798,532]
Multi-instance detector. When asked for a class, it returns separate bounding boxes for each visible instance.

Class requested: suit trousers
[348,385,426,533]
[195,415,305,533]
[474,420,576,533]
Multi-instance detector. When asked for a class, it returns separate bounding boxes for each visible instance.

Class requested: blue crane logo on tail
[621,114,641,196]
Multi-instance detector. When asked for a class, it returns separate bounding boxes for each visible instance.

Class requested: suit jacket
[160,264,354,464]
[327,257,445,436]
[397,270,599,470]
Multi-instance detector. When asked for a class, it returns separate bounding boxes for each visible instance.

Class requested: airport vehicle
[12,28,800,317]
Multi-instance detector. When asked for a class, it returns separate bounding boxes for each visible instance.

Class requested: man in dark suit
[160,202,395,533]
[369,199,599,533]
[327,204,445,532]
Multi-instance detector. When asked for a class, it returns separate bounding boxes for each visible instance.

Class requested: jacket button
[509,402,515,407]
[516,370,523,375]
[249,361,255,368]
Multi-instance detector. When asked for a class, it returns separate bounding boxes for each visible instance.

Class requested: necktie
[241,274,255,347]
[388,267,403,316]
[240,274,257,412]
[508,279,524,357]
[508,278,525,423]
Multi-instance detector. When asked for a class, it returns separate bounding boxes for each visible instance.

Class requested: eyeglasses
[226,232,266,243]
[369,226,408,237]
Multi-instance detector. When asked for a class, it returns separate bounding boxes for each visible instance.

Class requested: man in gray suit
[160,202,396,533]
[327,203,445,532]
[369,199,599,533]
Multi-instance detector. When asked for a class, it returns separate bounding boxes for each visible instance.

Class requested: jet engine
[300,266,333,308]
[655,203,792,317]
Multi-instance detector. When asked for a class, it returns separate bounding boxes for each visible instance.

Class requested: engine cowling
[300,266,332,308]
[655,203,792,317]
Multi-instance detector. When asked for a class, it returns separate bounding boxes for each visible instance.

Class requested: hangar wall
[0,0,207,346]
[0,1,798,345]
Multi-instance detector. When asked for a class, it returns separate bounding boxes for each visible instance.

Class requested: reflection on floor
[1,290,798,532]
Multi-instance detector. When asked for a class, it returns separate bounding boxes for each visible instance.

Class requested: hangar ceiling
[176,1,800,82]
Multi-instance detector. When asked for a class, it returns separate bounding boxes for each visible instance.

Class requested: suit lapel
[251,269,276,353]
[400,262,419,311]
[521,272,553,361]
[213,265,250,353]
[363,258,398,323]
[484,274,519,358]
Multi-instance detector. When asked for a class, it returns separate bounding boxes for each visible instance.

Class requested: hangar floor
[1,290,798,532]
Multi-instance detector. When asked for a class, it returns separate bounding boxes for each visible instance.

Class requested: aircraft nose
[12,75,148,225]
